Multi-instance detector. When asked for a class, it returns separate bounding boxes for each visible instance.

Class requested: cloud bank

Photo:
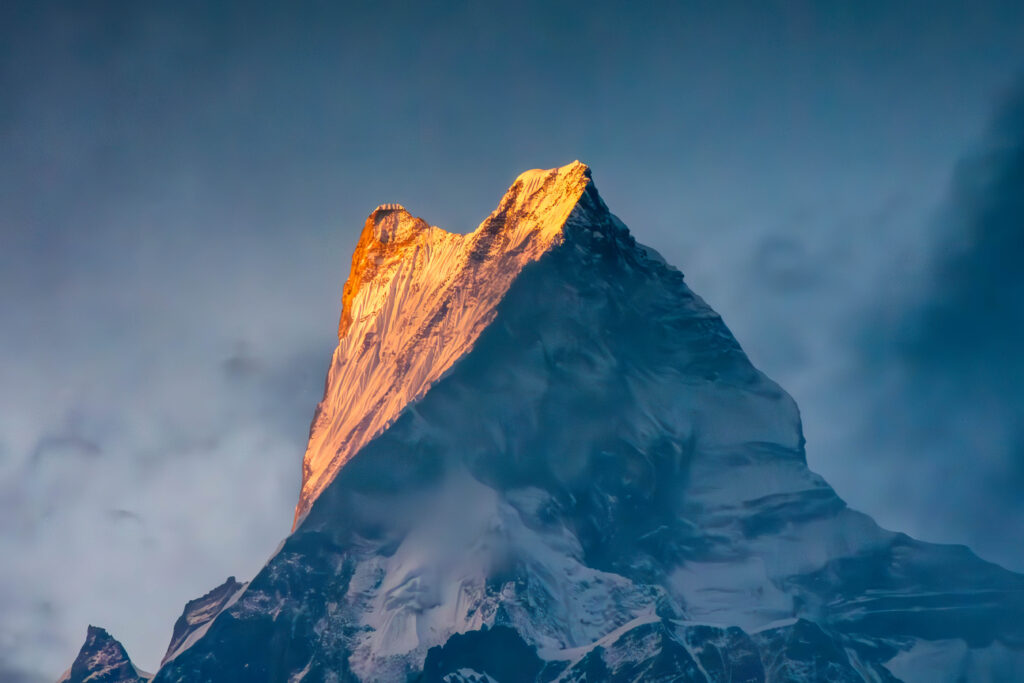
[849,78,1024,566]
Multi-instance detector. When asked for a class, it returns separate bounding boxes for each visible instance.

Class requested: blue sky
[2,1,1024,679]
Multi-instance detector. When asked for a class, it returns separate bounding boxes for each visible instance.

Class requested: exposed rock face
[61,163,1024,682]
[58,626,149,683]
[161,577,246,667]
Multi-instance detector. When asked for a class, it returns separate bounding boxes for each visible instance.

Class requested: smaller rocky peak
[59,625,150,683]
[161,576,247,666]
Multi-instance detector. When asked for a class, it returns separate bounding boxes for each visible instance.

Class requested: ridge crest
[298,161,601,526]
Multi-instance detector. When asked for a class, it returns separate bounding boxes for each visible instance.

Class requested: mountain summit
[66,164,1024,682]
[295,161,594,527]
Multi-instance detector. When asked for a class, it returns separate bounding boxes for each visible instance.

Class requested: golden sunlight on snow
[294,162,591,527]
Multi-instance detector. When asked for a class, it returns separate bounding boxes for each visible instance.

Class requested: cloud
[851,76,1024,569]
[0,661,47,683]
[0,330,328,678]
[0,591,60,683]
[30,436,102,463]
[900,78,1024,377]
[222,343,263,381]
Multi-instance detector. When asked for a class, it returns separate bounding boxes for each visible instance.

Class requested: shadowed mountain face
[66,164,1024,682]
[160,577,246,667]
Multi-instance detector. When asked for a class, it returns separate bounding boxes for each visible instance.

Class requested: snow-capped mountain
[64,162,1024,682]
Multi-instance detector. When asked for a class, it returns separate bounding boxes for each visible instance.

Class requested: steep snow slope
[295,162,593,527]
[66,163,1024,682]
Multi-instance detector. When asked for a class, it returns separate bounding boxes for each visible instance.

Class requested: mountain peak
[301,162,602,527]
[72,163,1024,682]
[508,159,590,197]
[59,625,150,683]
[336,162,594,342]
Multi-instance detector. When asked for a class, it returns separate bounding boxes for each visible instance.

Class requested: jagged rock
[59,626,149,683]
[161,576,246,666]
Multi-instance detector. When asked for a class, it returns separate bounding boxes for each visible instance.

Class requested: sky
[2,1,1024,680]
